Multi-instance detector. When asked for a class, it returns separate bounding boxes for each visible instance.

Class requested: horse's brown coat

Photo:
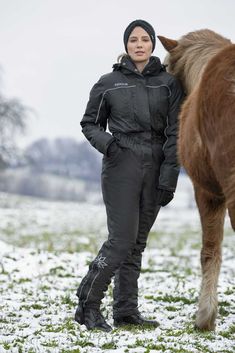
[158,29,235,330]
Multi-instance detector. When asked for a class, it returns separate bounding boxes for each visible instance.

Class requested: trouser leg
[76,148,142,308]
[113,165,161,318]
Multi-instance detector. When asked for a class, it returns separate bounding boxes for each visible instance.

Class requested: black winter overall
[77,56,184,318]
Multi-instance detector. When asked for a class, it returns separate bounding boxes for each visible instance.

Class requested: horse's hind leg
[194,185,226,331]
[228,206,235,230]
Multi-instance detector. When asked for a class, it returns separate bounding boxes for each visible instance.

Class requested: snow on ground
[0,175,234,353]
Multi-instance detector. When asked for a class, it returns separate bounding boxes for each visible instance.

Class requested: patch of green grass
[73,340,94,348]
[8,312,17,318]
[224,288,234,295]
[2,342,11,350]
[147,231,163,243]
[114,323,157,333]
[61,294,76,307]
[145,294,196,305]
[4,254,17,261]
[20,303,46,310]
[220,300,230,307]
[49,266,65,274]
[164,329,184,337]
[0,317,9,324]
[39,284,50,291]
[18,323,30,329]
[101,341,117,349]
[45,318,76,336]
[16,278,31,284]
[140,268,156,273]
[32,303,47,310]
[219,306,230,317]
[45,325,64,333]
[165,306,178,312]
[219,324,235,338]
[0,262,9,275]
[21,288,33,296]
[33,330,42,335]
[163,322,210,338]
[46,262,75,277]
[191,342,216,353]
[33,314,41,319]
[12,337,25,346]
[41,340,58,348]
[167,350,194,353]
[184,267,194,276]
[0,227,97,253]
[128,338,168,352]
[2,227,15,237]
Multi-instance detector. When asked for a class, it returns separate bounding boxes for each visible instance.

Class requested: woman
[75,19,184,332]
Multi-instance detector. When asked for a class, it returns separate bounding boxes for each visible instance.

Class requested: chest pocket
[106,86,136,119]
[147,84,170,132]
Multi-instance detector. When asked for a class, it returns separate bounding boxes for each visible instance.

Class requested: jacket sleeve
[158,77,185,192]
[80,76,115,155]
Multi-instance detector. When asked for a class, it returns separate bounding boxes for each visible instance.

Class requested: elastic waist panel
[113,130,164,147]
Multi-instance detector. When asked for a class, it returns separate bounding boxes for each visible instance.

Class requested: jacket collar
[113,55,165,76]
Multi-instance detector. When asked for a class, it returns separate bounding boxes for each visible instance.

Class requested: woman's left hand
[156,188,174,206]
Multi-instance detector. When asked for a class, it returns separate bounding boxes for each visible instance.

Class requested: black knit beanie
[123,19,156,53]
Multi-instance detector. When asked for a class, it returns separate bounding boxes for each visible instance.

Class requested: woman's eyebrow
[129,35,149,39]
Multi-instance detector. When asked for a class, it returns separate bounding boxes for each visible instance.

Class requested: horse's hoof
[194,322,215,331]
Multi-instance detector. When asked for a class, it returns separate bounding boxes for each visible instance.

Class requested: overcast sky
[0,0,235,148]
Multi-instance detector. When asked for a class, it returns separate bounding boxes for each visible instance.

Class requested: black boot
[114,312,160,327]
[75,303,112,332]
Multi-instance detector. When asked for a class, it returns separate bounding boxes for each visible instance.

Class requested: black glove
[156,188,174,207]
[107,140,119,157]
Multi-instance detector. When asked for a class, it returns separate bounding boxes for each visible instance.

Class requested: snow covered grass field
[0,175,234,353]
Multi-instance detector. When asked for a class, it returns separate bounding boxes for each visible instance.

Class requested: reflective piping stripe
[146,84,171,98]
[83,269,100,306]
[95,85,136,124]
[163,115,169,151]
[78,261,96,300]
[78,274,89,299]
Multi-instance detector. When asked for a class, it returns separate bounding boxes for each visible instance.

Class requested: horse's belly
[179,119,223,197]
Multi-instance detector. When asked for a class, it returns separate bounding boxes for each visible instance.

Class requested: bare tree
[0,91,29,167]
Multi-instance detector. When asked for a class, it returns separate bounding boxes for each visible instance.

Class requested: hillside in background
[23,137,101,181]
[0,138,103,202]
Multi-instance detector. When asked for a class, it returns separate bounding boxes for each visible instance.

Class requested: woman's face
[127,26,153,64]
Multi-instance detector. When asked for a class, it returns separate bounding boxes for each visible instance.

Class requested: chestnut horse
[158,29,235,331]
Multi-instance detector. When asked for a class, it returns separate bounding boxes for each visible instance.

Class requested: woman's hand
[107,141,119,157]
[156,188,174,206]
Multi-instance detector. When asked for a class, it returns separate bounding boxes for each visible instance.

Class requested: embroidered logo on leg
[94,254,108,269]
